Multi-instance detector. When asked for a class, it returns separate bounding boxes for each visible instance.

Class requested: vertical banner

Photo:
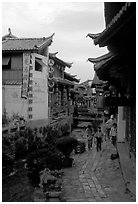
[21,53,30,98]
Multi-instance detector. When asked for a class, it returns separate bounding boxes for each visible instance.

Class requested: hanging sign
[21,53,30,98]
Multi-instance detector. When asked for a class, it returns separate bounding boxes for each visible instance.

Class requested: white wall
[31,53,49,121]
[2,85,28,119]
[117,106,126,142]
[2,52,49,124]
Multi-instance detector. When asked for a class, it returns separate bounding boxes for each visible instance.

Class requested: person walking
[94,126,103,152]
[86,124,93,151]
[105,115,116,139]
[110,123,117,147]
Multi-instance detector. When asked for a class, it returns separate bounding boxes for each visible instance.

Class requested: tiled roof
[94,54,117,72]
[88,52,117,72]
[64,72,80,83]
[49,52,73,68]
[53,77,74,86]
[2,34,54,51]
[88,52,113,64]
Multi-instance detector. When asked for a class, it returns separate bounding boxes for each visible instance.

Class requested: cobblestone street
[62,127,135,202]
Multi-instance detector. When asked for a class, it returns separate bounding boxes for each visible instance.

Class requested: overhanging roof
[88,52,117,73]
[53,77,74,86]
[88,52,113,64]
[64,72,80,83]
[87,2,135,47]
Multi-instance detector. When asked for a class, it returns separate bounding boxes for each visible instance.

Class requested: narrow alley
[61,123,135,202]
[2,2,136,202]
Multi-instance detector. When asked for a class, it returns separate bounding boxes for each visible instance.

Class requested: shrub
[2,135,15,166]
[27,147,65,186]
[15,136,27,158]
[56,136,78,157]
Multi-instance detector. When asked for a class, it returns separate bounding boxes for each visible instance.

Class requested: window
[2,57,11,70]
[28,107,32,111]
[28,114,32,119]
[2,54,23,83]
[35,58,43,72]
[2,55,23,70]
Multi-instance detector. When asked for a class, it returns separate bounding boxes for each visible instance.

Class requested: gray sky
[2,2,108,82]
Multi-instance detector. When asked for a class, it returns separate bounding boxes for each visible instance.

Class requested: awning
[2,57,10,65]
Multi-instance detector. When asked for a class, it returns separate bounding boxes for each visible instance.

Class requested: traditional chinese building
[87,3,136,156]
[2,29,54,127]
[48,52,79,122]
[91,73,107,115]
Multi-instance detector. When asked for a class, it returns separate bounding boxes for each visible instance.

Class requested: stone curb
[117,142,136,197]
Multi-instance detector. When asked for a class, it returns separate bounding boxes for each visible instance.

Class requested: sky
[2,1,108,83]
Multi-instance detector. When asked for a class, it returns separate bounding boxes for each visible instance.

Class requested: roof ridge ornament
[8,28,12,35]
[49,33,55,38]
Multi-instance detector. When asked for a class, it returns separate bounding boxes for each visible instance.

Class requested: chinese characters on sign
[21,53,30,98]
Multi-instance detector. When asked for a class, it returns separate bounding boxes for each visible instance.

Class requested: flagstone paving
[61,128,135,202]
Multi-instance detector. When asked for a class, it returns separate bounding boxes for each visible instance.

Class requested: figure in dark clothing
[94,127,103,152]
[73,104,78,117]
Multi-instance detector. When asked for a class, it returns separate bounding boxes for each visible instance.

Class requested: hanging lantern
[48,80,55,88]
[49,67,54,73]
[48,86,54,94]
[48,59,54,66]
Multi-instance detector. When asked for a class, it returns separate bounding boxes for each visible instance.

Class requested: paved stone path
[61,128,135,202]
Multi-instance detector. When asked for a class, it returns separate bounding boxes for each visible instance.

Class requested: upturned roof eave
[51,56,73,68]
[88,52,113,63]
[64,72,80,82]
[94,54,118,73]
[93,2,133,46]
[87,3,133,47]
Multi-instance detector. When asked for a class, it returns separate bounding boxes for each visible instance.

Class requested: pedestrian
[110,123,117,147]
[73,103,78,117]
[94,126,103,152]
[86,124,94,151]
[91,126,95,148]
[105,115,116,139]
